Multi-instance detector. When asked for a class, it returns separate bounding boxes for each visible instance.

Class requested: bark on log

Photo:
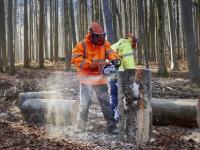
[151,98,200,128]
[20,99,79,125]
[117,69,152,144]
[18,91,60,106]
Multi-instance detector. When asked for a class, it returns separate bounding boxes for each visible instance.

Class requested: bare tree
[102,0,114,43]
[149,0,156,61]
[169,0,179,71]
[50,0,54,61]
[39,0,44,68]
[7,0,15,74]
[122,0,129,34]
[64,0,71,70]
[24,0,30,68]
[0,0,6,72]
[70,0,77,46]
[176,0,181,60]
[156,0,169,77]
[111,0,118,42]
[180,0,200,84]
[54,0,58,61]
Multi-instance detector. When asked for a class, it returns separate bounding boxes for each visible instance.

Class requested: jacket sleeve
[105,41,119,60]
[71,42,92,69]
[120,42,135,69]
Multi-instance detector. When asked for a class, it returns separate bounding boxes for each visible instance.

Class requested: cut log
[117,69,152,144]
[151,98,200,128]
[18,91,60,106]
[20,99,79,125]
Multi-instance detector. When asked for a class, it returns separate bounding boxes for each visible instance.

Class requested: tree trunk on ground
[180,0,200,84]
[19,99,79,125]
[18,91,59,106]
[151,98,200,128]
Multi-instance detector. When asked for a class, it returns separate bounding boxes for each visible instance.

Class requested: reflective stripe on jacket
[71,34,119,85]
[111,38,135,71]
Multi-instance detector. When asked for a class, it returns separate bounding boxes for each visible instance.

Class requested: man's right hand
[89,63,99,71]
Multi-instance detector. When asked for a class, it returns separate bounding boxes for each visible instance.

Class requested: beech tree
[180,0,200,84]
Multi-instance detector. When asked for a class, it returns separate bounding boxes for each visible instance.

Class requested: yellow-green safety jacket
[111,38,135,71]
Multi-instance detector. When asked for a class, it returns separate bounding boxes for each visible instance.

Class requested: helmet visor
[91,32,106,46]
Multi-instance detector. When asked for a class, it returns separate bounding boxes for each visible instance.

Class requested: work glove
[89,63,99,71]
[111,59,121,69]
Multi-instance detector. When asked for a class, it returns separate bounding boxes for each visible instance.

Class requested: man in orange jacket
[71,22,120,134]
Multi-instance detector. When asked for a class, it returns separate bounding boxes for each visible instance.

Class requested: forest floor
[0,60,200,150]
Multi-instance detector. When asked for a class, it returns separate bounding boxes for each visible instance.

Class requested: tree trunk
[115,1,123,37]
[50,0,54,61]
[111,0,118,42]
[70,0,77,47]
[118,69,152,143]
[29,0,33,61]
[0,0,6,72]
[54,0,58,61]
[39,0,44,68]
[156,0,169,77]
[137,0,144,65]
[8,0,15,75]
[176,0,181,60]
[18,91,59,106]
[180,0,200,84]
[151,98,200,128]
[20,99,79,125]
[149,0,156,61]
[101,0,114,44]
[64,0,71,70]
[143,0,149,68]
[24,0,30,68]
[168,0,179,71]
[122,0,128,34]
[129,0,133,34]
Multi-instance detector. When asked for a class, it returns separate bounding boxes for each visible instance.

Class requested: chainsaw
[101,59,121,76]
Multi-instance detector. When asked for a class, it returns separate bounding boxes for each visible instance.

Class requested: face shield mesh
[91,32,106,46]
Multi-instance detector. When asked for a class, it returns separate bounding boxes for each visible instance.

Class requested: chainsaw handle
[110,59,121,69]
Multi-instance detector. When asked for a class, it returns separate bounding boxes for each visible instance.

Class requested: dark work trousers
[78,83,116,131]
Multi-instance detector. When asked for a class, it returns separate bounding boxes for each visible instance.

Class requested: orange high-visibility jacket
[71,34,119,85]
